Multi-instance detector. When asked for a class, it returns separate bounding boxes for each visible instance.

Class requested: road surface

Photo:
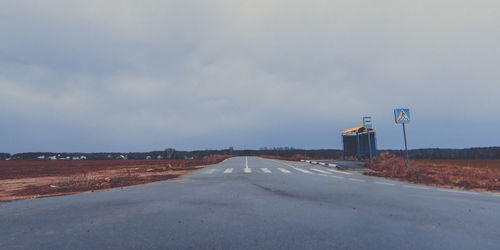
[1,157,500,249]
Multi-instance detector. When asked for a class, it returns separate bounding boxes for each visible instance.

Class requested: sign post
[394,109,411,169]
[363,116,373,163]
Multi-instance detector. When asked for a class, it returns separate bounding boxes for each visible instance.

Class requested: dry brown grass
[14,174,178,196]
[259,154,313,161]
[365,153,500,192]
[1,155,232,201]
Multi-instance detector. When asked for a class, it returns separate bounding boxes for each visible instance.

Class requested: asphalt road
[1,157,500,249]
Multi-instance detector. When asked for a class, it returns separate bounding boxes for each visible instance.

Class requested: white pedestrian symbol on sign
[398,110,409,121]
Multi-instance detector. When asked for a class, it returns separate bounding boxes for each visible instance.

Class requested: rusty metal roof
[341,126,376,136]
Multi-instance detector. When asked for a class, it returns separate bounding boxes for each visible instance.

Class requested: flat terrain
[415,159,500,169]
[366,154,500,192]
[1,157,499,249]
[0,157,229,201]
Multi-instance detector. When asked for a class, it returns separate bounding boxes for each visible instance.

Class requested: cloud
[0,0,499,152]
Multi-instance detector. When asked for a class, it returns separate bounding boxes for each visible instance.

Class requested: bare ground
[0,156,231,202]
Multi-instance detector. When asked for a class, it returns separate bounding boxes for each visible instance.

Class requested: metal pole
[367,130,373,164]
[403,123,410,169]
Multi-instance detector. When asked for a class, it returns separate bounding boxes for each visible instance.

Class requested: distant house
[5,158,11,161]
[80,155,87,160]
[72,156,80,160]
[49,156,57,160]
[118,155,127,160]
[146,156,152,160]
[37,155,45,160]
[157,155,163,160]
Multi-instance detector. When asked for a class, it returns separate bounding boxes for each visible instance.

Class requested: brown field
[0,155,231,202]
[365,153,500,192]
[258,154,308,161]
[413,159,500,169]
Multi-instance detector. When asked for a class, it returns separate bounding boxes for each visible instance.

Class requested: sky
[1,0,499,153]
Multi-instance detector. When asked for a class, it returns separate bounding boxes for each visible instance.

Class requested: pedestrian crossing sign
[394,109,410,124]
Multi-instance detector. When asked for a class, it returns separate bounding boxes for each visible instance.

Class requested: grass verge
[365,153,500,192]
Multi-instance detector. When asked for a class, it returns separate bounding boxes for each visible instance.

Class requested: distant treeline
[1,147,500,160]
[1,148,343,161]
[382,147,500,160]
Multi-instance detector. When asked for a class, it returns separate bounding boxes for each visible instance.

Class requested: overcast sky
[1,1,499,153]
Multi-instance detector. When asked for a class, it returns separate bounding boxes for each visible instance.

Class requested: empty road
[1,157,500,249]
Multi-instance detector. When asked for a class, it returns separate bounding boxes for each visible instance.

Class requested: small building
[49,156,57,160]
[146,156,152,160]
[342,126,377,160]
[37,155,45,160]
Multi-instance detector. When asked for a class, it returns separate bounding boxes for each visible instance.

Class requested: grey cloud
[1,0,499,152]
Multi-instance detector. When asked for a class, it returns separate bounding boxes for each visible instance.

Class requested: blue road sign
[394,109,410,124]
[363,116,373,129]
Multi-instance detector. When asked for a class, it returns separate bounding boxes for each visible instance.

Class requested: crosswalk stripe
[311,168,331,174]
[278,168,291,173]
[244,168,252,173]
[223,168,233,173]
[261,168,271,173]
[324,169,352,175]
[293,168,313,174]
[204,169,216,174]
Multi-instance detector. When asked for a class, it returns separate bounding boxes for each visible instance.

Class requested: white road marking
[374,181,396,186]
[293,168,313,174]
[278,168,291,173]
[403,185,430,190]
[319,162,326,166]
[349,178,365,182]
[223,168,233,173]
[328,163,337,167]
[244,157,251,173]
[204,169,216,174]
[437,189,478,195]
[330,175,345,179]
[325,169,352,175]
[311,168,331,174]
[272,160,311,174]
[311,168,330,174]
[261,168,271,173]
[317,173,328,176]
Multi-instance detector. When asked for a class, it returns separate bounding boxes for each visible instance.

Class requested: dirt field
[365,153,500,192]
[0,156,231,202]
